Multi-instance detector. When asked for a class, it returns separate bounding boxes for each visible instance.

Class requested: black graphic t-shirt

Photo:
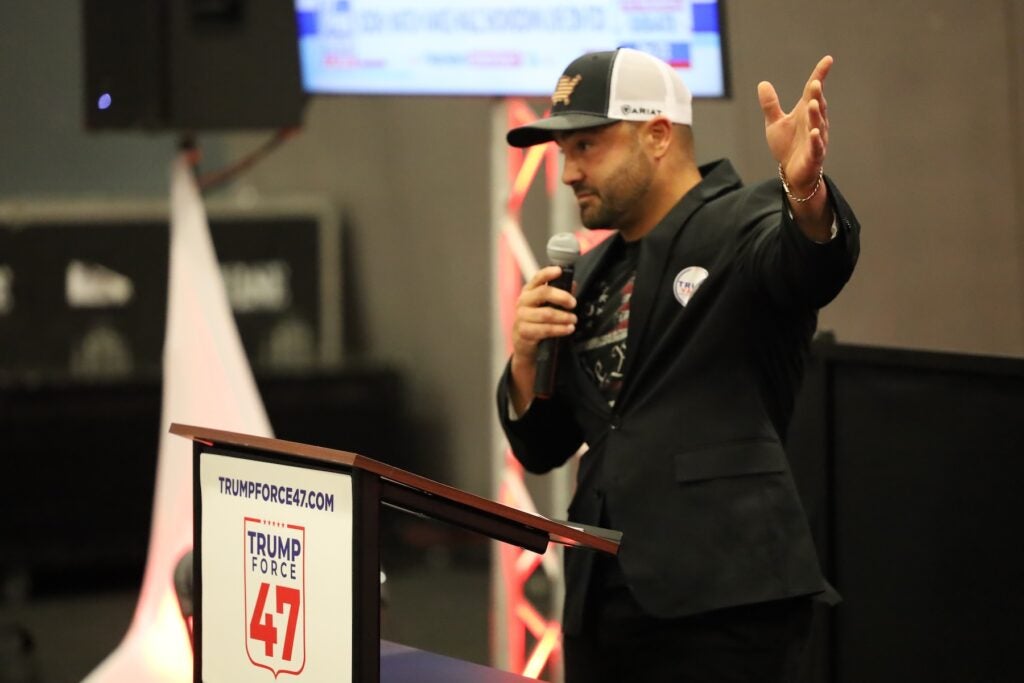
[574,239,640,407]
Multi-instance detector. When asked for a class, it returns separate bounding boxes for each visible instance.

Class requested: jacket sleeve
[741,175,861,311]
[496,360,585,475]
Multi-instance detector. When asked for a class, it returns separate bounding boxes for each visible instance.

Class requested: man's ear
[644,116,674,158]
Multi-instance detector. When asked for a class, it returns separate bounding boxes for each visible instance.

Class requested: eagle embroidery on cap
[552,74,583,106]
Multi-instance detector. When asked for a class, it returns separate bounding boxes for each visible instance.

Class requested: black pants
[563,584,814,683]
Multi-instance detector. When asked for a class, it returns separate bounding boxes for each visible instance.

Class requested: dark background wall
[785,342,1024,682]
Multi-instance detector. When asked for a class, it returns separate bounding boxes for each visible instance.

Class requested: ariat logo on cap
[552,74,583,106]
[622,104,663,117]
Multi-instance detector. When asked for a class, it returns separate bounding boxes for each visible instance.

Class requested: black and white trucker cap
[506,47,693,148]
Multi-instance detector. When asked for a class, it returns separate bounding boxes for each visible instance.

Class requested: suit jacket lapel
[616,160,743,408]
[615,199,699,403]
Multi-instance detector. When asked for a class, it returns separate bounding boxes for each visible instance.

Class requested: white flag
[86,153,273,682]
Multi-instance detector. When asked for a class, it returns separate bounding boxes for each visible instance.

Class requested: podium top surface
[171,422,619,555]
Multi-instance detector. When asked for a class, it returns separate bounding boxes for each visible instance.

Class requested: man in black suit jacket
[497,48,859,682]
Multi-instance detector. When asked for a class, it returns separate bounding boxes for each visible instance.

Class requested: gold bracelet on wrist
[778,164,824,203]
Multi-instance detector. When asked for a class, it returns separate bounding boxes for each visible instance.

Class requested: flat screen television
[295,0,727,98]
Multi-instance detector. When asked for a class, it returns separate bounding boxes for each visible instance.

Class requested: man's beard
[575,144,653,230]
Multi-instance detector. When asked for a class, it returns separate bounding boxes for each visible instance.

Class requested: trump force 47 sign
[244,518,305,675]
[200,452,353,682]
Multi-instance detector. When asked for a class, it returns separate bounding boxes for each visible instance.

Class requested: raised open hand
[757,56,833,196]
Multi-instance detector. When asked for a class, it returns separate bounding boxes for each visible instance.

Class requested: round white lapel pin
[673,266,709,307]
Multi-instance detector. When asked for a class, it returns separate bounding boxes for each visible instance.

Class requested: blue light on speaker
[97,93,112,110]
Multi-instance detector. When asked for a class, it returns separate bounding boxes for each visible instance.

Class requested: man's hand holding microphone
[510,233,581,416]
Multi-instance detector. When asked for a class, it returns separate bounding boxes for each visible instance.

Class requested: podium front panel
[197,449,354,682]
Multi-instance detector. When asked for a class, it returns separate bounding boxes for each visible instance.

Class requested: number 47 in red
[249,582,301,661]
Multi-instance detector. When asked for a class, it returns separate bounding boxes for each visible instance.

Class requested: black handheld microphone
[533,232,581,399]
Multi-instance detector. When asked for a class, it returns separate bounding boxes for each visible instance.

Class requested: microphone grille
[546,232,580,266]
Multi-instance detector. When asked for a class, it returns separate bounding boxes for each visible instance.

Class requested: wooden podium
[171,423,619,682]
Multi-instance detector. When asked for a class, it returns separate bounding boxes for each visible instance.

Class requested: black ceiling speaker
[83,0,307,130]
